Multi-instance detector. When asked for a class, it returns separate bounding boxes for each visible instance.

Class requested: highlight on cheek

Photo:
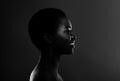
[57,25,67,38]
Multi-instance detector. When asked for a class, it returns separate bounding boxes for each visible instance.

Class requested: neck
[36,47,61,74]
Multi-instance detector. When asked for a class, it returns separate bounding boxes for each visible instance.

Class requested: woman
[28,8,76,81]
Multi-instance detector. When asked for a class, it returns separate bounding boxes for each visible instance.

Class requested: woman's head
[28,8,75,55]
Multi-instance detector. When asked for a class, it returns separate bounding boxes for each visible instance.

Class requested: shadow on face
[29,8,76,55]
[51,18,76,55]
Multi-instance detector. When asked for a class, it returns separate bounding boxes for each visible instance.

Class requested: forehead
[58,18,72,29]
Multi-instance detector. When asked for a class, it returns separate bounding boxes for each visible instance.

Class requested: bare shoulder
[29,68,61,81]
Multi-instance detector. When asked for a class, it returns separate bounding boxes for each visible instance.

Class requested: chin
[65,48,74,55]
[55,44,75,55]
[61,46,74,55]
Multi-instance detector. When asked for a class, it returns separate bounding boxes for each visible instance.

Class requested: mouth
[69,42,74,45]
[69,40,75,47]
[69,35,76,45]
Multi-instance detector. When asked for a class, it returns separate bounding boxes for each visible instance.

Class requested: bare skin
[29,18,75,81]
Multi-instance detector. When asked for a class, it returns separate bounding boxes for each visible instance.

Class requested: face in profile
[52,18,75,55]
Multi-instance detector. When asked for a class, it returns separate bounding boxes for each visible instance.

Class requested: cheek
[57,31,69,40]
[60,34,68,40]
[57,26,69,39]
[54,35,69,47]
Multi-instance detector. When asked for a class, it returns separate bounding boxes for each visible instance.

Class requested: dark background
[1,0,120,81]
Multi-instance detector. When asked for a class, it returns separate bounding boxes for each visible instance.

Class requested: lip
[69,40,75,44]
[69,42,74,45]
[69,40,75,47]
[69,43,75,48]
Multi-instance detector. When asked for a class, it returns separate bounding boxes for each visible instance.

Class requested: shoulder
[29,68,53,81]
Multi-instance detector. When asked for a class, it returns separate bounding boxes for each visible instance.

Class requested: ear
[43,34,54,44]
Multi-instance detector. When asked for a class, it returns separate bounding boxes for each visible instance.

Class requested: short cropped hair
[28,8,67,49]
